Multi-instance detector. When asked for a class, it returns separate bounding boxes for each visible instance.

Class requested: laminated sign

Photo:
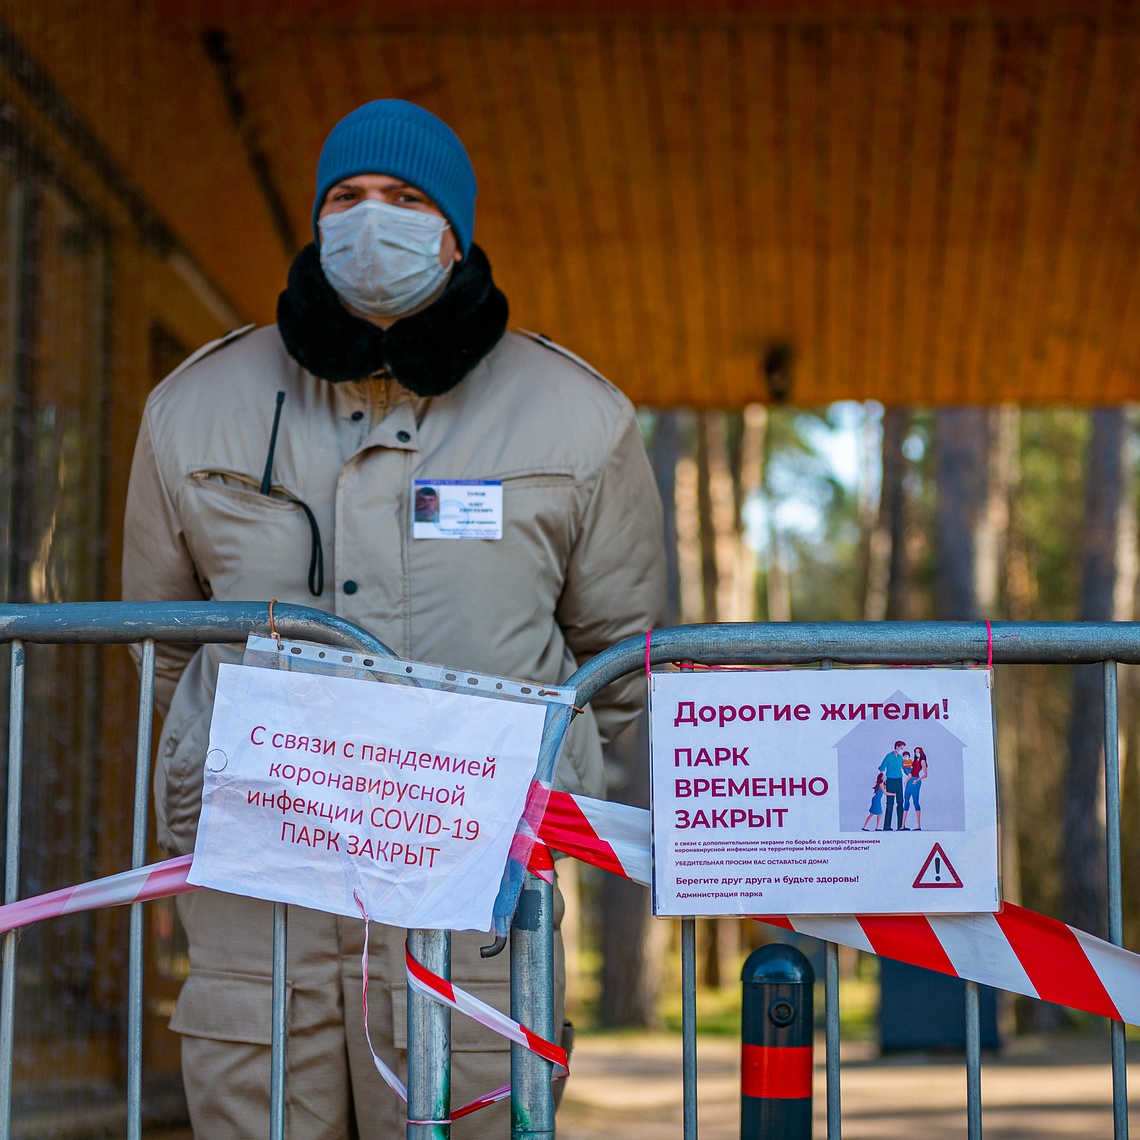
[189,660,548,931]
[649,669,999,916]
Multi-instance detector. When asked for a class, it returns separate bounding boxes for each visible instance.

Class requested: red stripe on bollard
[741,1044,813,1099]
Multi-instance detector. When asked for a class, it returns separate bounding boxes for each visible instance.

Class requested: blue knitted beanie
[312,100,476,254]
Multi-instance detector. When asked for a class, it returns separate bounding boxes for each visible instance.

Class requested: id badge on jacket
[413,479,503,539]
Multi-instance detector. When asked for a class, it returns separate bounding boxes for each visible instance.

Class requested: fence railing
[0,602,395,1140]
[563,620,1135,1140]
[0,608,1133,1139]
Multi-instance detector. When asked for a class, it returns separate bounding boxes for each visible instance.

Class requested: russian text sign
[649,668,999,916]
[188,663,547,931]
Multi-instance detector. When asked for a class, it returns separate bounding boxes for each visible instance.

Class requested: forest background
[575,401,1138,1033]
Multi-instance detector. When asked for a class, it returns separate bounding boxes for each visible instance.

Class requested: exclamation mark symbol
[942,698,949,719]
[934,856,942,882]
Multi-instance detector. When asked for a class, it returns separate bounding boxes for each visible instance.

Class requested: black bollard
[740,943,814,1140]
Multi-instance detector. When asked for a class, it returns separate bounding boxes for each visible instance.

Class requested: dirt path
[558,1033,1138,1139]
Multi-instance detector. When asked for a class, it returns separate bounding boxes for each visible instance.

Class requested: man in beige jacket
[123,99,665,1137]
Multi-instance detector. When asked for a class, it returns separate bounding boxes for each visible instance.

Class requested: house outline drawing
[833,690,967,833]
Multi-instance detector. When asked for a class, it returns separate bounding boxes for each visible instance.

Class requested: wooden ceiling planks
[598,24,675,401]
[896,23,941,408]
[822,26,861,405]
[113,8,1140,408]
[1046,24,1124,404]
[961,24,1038,405]
[1105,52,1140,397]
[566,25,642,384]
[599,23,675,399]
[521,28,604,365]
[1003,22,1079,403]
[1075,28,1140,404]
[127,9,1140,406]
[863,24,912,407]
[652,25,710,402]
[16,0,1140,407]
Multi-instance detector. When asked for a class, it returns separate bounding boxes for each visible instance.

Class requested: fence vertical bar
[824,940,841,1139]
[127,639,154,1140]
[0,642,24,1140]
[269,902,288,1140]
[1103,661,1128,1140]
[408,928,451,1140]
[511,874,554,1140]
[959,656,984,1140]
[964,979,982,1140]
[819,657,841,1140]
[681,915,697,1140]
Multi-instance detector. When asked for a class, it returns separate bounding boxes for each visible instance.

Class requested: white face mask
[318,200,452,318]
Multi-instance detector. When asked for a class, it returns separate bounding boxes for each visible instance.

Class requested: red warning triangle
[913,843,963,888]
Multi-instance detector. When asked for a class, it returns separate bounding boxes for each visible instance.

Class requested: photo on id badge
[413,479,503,540]
[837,689,966,833]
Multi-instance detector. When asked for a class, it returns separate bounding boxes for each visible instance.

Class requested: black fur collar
[276,242,509,395]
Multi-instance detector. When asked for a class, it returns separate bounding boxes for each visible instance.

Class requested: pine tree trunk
[652,411,683,626]
[696,413,719,624]
[865,407,910,620]
[597,412,690,1026]
[734,406,766,622]
[934,408,990,620]
[975,406,1017,615]
[763,411,792,623]
[1061,409,1130,936]
[984,408,1021,898]
[599,712,658,1026]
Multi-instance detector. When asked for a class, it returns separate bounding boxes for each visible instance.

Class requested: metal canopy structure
[4,0,1140,408]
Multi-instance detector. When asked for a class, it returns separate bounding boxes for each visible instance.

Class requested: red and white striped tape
[405,944,568,1080]
[0,853,199,935]
[0,790,1136,1032]
[352,892,568,1123]
[758,908,1140,1025]
[353,933,570,1125]
[535,790,650,884]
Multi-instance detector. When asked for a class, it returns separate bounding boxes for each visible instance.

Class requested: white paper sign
[188,663,546,930]
[413,479,503,540]
[650,668,999,916]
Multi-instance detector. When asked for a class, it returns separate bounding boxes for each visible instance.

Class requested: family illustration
[863,739,928,831]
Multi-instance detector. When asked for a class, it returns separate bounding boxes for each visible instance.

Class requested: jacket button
[343,580,358,595]
[396,430,411,442]
[351,410,364,421]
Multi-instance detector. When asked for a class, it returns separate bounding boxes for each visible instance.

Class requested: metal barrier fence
[0,601,397,1140]
[562,621,1137,1140]
[0,608,1133,1138]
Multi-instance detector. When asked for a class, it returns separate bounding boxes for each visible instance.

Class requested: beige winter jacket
[122,326,666,855]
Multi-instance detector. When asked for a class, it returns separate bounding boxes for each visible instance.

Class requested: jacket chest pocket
[179,469,325,599]
[496,468,579,557]
[410,469,578,544]
[497,468,576,491]
[408,468,580,609]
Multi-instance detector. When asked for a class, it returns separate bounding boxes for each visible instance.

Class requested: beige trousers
[172,889,565,1139]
